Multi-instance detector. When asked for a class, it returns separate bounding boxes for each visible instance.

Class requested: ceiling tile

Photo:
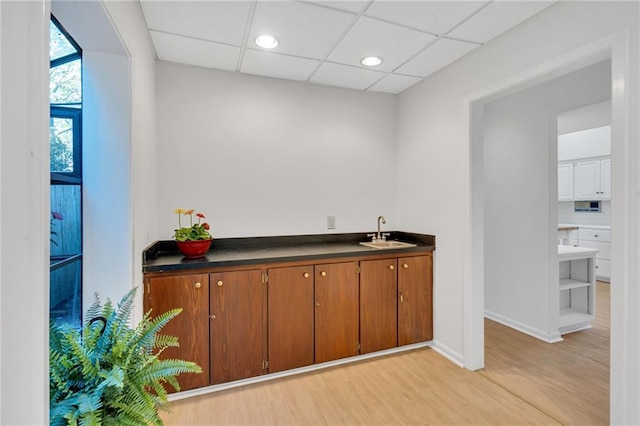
[397,37,479,78]
[301,1,368,14]
[241,50,320,81]
[249,1,356,59]
[309,62,385,91]
[151,31,239,71]
[447,1,556,43]
[365,1,485,35]
[328,16,436,73]
[368,74,422,94]
[141,1,251,46]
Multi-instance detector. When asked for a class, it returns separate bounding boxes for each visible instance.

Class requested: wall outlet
[327,215,336,230]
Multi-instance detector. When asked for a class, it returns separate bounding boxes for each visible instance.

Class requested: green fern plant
[49,288,202,425]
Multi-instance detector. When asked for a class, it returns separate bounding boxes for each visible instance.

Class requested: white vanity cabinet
[558,245,598,335]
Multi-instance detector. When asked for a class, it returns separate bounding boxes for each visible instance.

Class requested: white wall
[82,51,132,312]
[0,1,156,422]
[558,100,611,134]
[0,1,50,424]
[483,60,610,340]
[54,0,157,321]
[397,1,639,422]
[156,61,397,239]
[558,125,611,161]
[100,1,158,320]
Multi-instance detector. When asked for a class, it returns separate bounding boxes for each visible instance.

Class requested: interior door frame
[465,29,632,423]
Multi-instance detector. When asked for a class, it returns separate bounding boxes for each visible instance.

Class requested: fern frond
[50,286,202,424]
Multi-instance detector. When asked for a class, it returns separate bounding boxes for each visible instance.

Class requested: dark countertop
[143,231,435,273]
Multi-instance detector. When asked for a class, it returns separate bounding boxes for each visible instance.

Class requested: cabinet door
[314,261,359,363]
[210,269,263,384]
[398,255,433,345]
[574,160,602,200]
[267,265,314,373]
[145,274,210,391]
[558,163,574,201]
[600,158,611,199]
[360,258,397,354]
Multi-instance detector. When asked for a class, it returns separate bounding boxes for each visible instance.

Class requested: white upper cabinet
[574,158,610,200]
[558,163,574,201]
[601,158,611,199]
[558,125,611,201]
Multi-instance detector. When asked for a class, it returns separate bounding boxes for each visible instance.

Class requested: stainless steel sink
[359,240,417,249]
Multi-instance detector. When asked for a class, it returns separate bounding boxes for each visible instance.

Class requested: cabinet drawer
[595,259,610,281]
[578,228,610,242]
[578,240,611,260]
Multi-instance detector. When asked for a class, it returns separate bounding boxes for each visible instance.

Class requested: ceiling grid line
[363,0,494,92]
[141,0,558,94]
[303,0,375,83]
[235,0,258,72]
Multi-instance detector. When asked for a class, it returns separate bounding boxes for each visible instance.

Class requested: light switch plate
[327,215,336,230]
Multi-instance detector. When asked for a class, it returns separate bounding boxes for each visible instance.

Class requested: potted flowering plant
[173,209,213,258]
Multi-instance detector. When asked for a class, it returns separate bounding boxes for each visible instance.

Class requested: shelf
[559,307,593,328]
[559,279,592,291]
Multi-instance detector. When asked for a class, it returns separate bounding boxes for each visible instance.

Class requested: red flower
[203,223,210,231]
[52,211,64,220]
[196,213,205,219]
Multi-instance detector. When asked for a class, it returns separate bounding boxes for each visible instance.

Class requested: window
[49,16,83,327]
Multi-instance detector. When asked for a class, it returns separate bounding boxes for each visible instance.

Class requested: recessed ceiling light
[361,56,383,67]
[255,34,279,49]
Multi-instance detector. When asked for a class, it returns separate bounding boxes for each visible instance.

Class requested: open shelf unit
[558,245,598,335]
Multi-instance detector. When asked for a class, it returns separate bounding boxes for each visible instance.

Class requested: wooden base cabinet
[145,274,210,391]
[210,269,264,384]
[144,251,433,392]
[314,261,359,363]
[398,255,433,345]
[360,258,398,353]
[267,265,315,373]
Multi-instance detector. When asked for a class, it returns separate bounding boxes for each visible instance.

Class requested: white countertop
[558,244,599,260]
[558,223,611,230]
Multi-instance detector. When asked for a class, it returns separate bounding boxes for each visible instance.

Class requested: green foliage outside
[49,288,202,425]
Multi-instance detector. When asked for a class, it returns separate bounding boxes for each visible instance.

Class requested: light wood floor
[163,284,610,425]
[480,282,610,425]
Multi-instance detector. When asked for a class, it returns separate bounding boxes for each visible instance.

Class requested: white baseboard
[430,340,464,367]
[485,310,563,343]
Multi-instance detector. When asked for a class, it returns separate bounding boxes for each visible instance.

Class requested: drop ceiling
[140,0,555,94]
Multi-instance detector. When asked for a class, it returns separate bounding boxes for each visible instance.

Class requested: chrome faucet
[367,215,389,242]
[377,215,386,240]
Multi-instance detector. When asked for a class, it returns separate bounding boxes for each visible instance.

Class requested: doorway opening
[466,31,629,423]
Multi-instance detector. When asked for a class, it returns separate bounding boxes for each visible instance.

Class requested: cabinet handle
[594,234,599,237]
[316,302,320,307]
[303,272,310,278]
[209,314,216,320]
[217,280,224,287]
[402,263,409,269]
[389,265,395,270]
[195,282,202,289]
[399,293,404,303]
[320,271,327,277]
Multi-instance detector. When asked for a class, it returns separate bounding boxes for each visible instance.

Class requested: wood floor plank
[480,282,610,426]
[162,349,558,425]
[162,284,609,425]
